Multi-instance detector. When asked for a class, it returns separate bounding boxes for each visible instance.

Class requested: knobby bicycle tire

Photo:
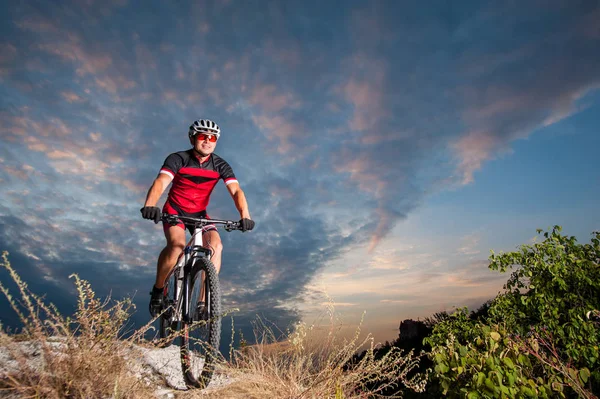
[181,256,222,389]
[159,266,180,347]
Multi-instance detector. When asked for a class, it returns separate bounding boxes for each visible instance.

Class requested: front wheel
[181,257,222,389]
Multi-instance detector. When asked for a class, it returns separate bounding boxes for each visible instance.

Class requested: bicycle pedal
[193,302,208,322]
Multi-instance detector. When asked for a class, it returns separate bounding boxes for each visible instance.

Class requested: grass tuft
[208,301,428,398]
[0,251,156,398]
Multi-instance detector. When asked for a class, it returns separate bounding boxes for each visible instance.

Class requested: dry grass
[195,303,428,399]
[0,251,157,399]
[1,250,428,398]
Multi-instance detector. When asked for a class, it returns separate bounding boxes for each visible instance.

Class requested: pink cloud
[334,154,387,195]
[2,165,31,181]
[454,82,599,185]
[262,40,302,68]
[448,8,600,185]
[38,41,112,76]
[340,60,388,133]
[367,208,400,253]
[119,178,147,196]
[61,91,83,103]
[334,152,404,252]
[22,20,140,97]
[0,115,28,140]
[2,111,138,192]
[249,84,299,113]
[94,75,136,95]
[452,131,499,185]
[24,136,50,152]
[251,114,299,154]
[47,150,76,160]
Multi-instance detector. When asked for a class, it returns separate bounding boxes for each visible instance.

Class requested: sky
[1,0,599,347]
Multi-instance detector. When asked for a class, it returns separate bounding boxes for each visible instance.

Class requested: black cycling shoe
[193,301,207,322]
[149,286,163,318]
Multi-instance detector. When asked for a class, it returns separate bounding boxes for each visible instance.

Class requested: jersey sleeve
[159,153,183,179]
[218,159,238,186]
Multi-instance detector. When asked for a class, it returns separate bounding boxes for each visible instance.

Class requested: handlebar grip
[162,213,179,225]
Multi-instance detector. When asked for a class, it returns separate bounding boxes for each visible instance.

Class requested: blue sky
[1,0,599,344]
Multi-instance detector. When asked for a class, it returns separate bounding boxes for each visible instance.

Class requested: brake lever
[224,222,241,232]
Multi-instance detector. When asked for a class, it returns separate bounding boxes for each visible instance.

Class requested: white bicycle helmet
[188,119,221,139]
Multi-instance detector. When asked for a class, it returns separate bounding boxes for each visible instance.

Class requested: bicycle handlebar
[161,213,242,232]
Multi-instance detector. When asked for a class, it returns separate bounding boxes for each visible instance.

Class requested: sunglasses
[195,133,218,143]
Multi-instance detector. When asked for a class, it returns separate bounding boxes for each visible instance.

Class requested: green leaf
[521,386,535,397]
[438,363,449,374]
[490,332,501,341]
[579,368,590,383]
[507,372,515,387]
[502,357,514,369]
[477,372,486,387]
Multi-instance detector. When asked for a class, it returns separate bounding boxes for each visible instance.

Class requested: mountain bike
[157,213,242,389]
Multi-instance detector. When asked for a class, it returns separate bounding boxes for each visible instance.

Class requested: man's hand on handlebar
[239,218,255,232]
[140,206,162,224]
[142,210,253,232]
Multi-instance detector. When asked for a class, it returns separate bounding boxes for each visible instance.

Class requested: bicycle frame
[170,226,211,323]
[161,213,239,325]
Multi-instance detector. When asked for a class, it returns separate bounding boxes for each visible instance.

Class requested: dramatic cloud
[1,0,599,344]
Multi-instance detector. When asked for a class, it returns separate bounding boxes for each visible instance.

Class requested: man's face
[191,132,218,156]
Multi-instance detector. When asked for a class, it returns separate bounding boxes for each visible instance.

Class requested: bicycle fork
[171,246,191,322]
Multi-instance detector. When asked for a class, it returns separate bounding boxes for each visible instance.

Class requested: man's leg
[155,225,186,288]
[150,225,186,317]
[197,229,222,309]
[202,229,223,273]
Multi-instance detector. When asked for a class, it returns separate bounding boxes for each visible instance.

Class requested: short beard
[193,147,210,158]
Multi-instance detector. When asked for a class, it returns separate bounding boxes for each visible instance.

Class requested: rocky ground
[0,339,237,398]
[136,344,237,397]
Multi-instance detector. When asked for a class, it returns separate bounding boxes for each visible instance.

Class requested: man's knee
[166,241,185,255]
[212,240,223,254]
[204,231,223,256]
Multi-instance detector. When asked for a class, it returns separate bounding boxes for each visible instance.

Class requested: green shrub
[426,227,600,398]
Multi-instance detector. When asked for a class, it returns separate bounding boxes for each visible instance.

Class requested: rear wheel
[159,266,180,347]
[181,257,221,389]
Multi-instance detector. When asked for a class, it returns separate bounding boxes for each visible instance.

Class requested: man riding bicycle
[141,119,255,317]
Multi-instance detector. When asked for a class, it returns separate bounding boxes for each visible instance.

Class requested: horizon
[1,0,599,346]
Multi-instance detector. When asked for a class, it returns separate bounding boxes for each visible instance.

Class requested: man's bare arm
[226,182,251,219]
[144,173,173,207]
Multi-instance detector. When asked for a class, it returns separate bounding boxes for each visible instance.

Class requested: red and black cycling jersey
[159,149,238,214]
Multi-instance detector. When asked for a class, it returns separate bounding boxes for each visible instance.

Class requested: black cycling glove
[239,218,255,232]
[140,206,162,224]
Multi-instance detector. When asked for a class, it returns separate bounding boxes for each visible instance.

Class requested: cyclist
[140,119,255,317]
